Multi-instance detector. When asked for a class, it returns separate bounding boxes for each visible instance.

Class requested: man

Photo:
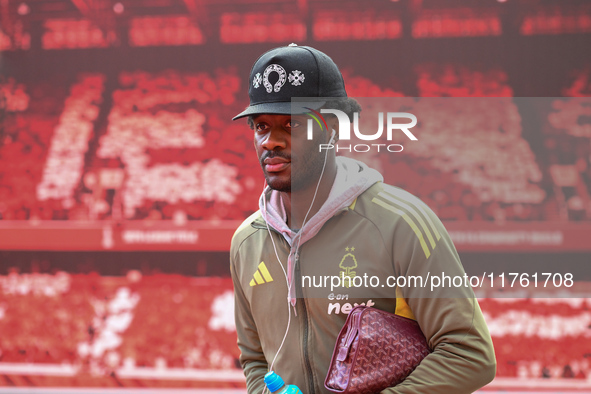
[230,44,496,393]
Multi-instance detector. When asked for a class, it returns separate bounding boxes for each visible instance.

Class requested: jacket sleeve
[382,204,496,393]
[231,250,268,394]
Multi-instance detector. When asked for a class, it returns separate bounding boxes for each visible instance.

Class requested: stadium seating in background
[411,66,545,220]
[129,16,204,47]
[520,7,591,36]
[544,96,591,220]
[345,65,546,221]
[0,78,29,112]
[412,9,502,38]
[480,297,591,379]
[220,12,306,44]
[0,272,95,364]
[342,70,405,98]
[118,275,237,370]
[2,66,591,222]
[0,272,239,373]
[0,77,69,220]
[37,74,105,204]
[42,19,110,50]
[416,64,513,98]
[313,10,402,41]
[0,271,588,381]
[95,69,259,220]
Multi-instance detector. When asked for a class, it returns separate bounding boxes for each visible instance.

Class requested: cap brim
[232,100,326,121]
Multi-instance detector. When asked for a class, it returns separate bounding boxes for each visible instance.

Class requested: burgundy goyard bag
[324,305,431,394]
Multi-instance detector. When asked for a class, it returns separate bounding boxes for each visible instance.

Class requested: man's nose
[262,127,287,150]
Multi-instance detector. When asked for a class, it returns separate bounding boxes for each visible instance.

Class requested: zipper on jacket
[295,252,316,394]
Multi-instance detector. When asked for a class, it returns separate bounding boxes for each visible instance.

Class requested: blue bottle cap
[264,371,284,393]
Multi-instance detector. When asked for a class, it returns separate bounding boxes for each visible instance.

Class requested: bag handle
[335,307,363,362]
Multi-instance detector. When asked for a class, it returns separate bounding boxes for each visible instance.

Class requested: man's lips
[264,157,290,173]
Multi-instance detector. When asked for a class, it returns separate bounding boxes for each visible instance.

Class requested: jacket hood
[258,156,383,307]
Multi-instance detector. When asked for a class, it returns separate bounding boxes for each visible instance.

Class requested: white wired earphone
[262,127,335,392]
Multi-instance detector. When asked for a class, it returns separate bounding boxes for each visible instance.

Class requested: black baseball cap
[232,44,348,120]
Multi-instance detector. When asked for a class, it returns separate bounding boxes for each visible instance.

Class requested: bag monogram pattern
[325,306,431,394]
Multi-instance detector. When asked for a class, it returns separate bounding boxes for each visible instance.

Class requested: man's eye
[287,120,302,129]
[255,124,268,132]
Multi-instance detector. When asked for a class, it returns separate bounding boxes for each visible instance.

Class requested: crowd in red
[0,272,239,373]
[42,19,110,50]
[1,67,590,222]
[0,272,588,380]
[0,272,97,364]
[129,16,204,47]
[0,77,70,220]
[93,68,260,220]
[479,297,591,380]
[118,275,237,370]
[37,74,105,203]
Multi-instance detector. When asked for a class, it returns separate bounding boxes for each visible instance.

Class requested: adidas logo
[249,262,273,287]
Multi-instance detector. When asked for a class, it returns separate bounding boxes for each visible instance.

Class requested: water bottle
[264,371,301,394]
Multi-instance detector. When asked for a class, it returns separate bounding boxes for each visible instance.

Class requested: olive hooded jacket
[230,157,496,394]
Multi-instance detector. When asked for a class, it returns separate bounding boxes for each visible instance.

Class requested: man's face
[252,113,329,193]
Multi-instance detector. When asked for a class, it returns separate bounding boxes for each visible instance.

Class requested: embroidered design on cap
[263,64,287,93]
[288,70,305,86]
[253,73,262,88]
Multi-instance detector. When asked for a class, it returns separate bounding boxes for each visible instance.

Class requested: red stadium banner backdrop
[0,221,240,251]
[0,274,591,390]
[1,220,591,252]
[0,275,246,389]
